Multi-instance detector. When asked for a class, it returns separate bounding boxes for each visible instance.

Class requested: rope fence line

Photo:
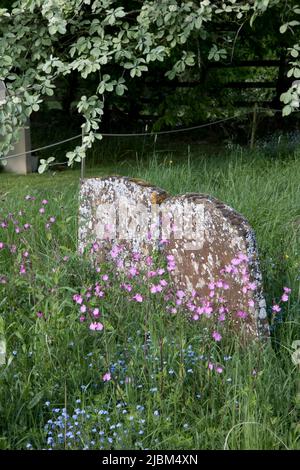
[0,107,291,164]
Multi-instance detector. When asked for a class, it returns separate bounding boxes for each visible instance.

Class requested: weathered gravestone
[79,176,168,261]
[79,176,269,338]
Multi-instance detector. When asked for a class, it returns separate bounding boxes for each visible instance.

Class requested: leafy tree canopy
[0,0,299,170]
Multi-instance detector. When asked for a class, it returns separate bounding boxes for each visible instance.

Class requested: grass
[0,145,299,450]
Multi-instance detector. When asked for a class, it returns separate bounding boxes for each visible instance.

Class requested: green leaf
[280,24,288,34]
[282,105,292,116]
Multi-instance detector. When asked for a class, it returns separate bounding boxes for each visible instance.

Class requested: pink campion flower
[167,254,175,262]
[272,304,281,313]
[0,242,4,250]
[157,268,165,275]
[159,238,169,246]
[176,290,185,299]
[92,242,100,252]
[95,289,104,298]
[102,372,111,382]
[23,251,29,258]
[237,310,248,319]
[129,266,138,277]
[89,322,103,331]
[79,316,85,322]
[147,270,157,278]
[36,311,43,318]
[216,280,223,289]
[176,299,182,306]
[1,222,8,228]
[80,305,87,314]
[170,307,177,314]
[204,306,213,316]
[15,227,20,234]
[208,362,214,371]
[218,313,226,322]
[283,287,291,294]
[225,264,233,273]
[49,217,56,223]
[23,223,31,230]
[159,279,168,287]
[208,281,215,290]
[212,331,222,342]
[248,299,255,308]
[223,283,230,290]
[19,264,26,275]
[45,223,50,230]
[281,293,289,302]
[73,294,83,305]
[102,274,109,282]
[133,294,143,303]
[93,308,100,317]
[216,366,223,374]
[197,307,204,315]
[167,262,176,272]
[231,257,241,266]
[145,256,153,266]
[150,284,162,294]
[121,283,132,292]
[192,313,199,321]
[42,199,48,205]
[209,290,215,298]
[39,207,45,214]
[132,251,141,261]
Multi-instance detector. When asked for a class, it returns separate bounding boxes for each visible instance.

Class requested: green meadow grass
[0,146,299,450]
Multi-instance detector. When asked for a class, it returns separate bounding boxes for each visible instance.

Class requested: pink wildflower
[272,304,281,313]
[93,308,100,317]
[212,331,222,342]
[19,264,26,275]
[73,294,83,305]
[237,310,248,319]
[89,322,103,331]
[102,372,111,382]
[132,294,143,303]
